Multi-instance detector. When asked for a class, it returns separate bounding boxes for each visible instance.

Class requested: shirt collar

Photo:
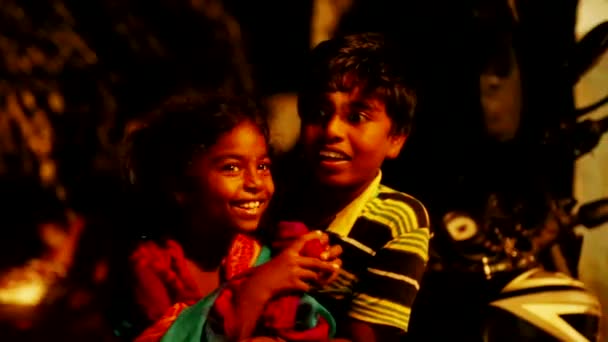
[326,171,382,237]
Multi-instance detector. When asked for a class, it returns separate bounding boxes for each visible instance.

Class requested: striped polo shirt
[311,172,431,333]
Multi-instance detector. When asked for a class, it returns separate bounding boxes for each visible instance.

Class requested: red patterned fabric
[134,303,189,342]
[131,235,260,342]
[130,240,203,322]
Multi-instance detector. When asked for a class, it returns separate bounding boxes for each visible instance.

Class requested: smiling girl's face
[183,120,274,234]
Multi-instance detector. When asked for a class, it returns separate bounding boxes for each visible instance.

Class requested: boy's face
[182,122,274,234]
[301,91,406,190]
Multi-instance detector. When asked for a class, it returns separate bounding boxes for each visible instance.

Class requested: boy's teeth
[320,151,345,159]
[239,201,260,209]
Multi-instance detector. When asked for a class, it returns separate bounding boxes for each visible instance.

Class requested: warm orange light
[0,277,48,306]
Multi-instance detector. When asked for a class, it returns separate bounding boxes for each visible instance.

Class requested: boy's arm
[343,320,402,342]
[344,196,431,342]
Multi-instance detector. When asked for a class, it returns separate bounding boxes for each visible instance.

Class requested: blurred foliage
[0,0,254,244]
[0,0,251,339]
[0,0,251,187]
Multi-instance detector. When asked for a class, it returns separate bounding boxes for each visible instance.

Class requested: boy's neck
[308,172,379,226]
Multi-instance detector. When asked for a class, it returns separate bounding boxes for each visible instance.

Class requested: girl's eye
[306,108,330,123]
[221,164,240,172]
[258,162,271,171]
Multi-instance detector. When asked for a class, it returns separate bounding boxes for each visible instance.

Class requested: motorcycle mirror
[577,198,608,229]
[572,115,608,158]
[573,21,608,117]
[568,21,608,86]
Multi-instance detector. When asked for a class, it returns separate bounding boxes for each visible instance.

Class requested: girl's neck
[172,220,236,297]
[177,223,235,271]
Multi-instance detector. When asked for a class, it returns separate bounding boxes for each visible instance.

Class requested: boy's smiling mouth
[317,148,351,169]
[318,148,350,161]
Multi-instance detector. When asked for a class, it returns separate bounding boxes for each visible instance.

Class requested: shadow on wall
[266,93,300,155]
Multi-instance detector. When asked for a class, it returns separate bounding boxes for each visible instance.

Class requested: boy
[274,32,430,341]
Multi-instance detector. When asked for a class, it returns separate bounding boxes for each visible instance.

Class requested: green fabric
[159,245,336,341]
[159,290,220,342]
[254,245,272,266]
[298,294,337,337]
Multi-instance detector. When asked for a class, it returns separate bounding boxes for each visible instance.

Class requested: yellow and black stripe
[319,184,430,333]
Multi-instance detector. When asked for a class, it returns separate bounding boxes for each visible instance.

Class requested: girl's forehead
[180,119,269,171]
[205,122,268,155]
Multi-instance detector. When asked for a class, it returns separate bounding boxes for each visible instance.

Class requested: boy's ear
[386,133,407,159]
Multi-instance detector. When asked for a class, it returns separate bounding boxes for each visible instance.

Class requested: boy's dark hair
[125,91,269,197]
[298,32,418,135]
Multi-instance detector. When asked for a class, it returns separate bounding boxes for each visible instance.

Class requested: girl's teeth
[239,201,260,209]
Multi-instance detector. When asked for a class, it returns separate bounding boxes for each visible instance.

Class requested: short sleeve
[347,193,430,332]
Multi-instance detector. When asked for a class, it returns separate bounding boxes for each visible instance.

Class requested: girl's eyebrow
[210,154,244,162]
[211,153,270,162]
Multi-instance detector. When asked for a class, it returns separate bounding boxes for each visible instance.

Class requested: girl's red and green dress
[132,233,336,342]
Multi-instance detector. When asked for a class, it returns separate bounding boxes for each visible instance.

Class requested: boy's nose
[322,116,345,140]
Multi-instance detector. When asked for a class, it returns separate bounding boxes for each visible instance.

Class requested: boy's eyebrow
[350,99,378,111]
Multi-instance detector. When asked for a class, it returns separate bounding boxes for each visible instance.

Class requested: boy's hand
[320,243,342,262]
[317,243,343,286]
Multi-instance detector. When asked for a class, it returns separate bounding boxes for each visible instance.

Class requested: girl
[118,92,340,341]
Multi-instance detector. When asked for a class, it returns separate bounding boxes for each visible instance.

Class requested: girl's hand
[228,231,341,340]
[241,231,340,300]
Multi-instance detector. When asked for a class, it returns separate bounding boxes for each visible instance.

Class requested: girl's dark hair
[123,91,269,239]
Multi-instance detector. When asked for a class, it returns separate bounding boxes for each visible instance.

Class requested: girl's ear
[173,191,187,205]
[171,173,193,205]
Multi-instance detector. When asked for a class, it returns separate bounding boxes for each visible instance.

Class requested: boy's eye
[346,112,367,124]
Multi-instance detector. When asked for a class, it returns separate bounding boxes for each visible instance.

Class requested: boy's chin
[315,171,358,189]
[314,169,378,194]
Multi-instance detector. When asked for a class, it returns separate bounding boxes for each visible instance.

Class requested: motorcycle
[435,196,608,342]
[408,18,608,342]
